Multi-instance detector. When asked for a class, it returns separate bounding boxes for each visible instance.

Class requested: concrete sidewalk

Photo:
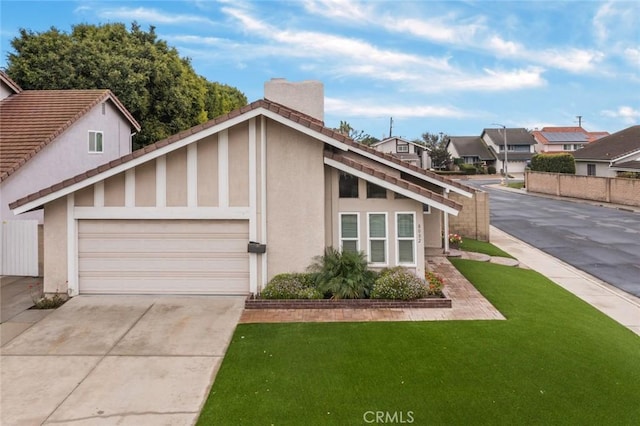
[490,226,640,336]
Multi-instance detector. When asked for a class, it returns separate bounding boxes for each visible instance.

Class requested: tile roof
[325,151,462,211]
[0,89,141,182]
[448,136,495,160]
[483,128,537,145]
[531,127,609,145]
[0,71,22,94]
[10,98,472,210]
[573,125,640,161]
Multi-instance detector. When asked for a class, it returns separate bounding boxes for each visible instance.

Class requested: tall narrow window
[396,212,416,265]
[587,164,596,176]
[368,213,387,264]
[366,182,387,199]
[339,172,359,198]
[89,131,104,153]
[340,213,359,252]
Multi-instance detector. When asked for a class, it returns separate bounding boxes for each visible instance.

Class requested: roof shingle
[573,125,640,161]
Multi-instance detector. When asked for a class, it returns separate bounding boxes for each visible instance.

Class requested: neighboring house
[481,128,536,174]
[0,71,140,275]
[573,125,640,177]
[531,126,609,153]
[370,137,432,169]
[446,136,496,168]
[10,79,474,297]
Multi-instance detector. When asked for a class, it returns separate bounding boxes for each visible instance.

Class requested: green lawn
[506,181,525,189]
[198,260,640,425]
[459,237,515,259]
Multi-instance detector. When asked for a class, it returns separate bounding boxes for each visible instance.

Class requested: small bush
[459,163,477,175]
[32,294,67,309]
[371,267,428,300]
[308,248,376,299]
[487,165,496,175]
[261,273,322,299]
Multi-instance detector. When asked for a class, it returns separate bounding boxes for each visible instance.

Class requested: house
[481,128,536,174]
[531,126,609,153]
[370,137,431,169]
[446,136,496,169]
[0,71,140,276]
[573,125,640,177]
[10,79,475,297]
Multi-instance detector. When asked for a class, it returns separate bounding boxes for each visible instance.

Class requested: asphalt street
[467,179,640,297]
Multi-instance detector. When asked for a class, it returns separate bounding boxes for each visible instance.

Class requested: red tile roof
[531,126,609,145]
[10,98,471,210]
[0,89,141,182]
[0,71,22,94]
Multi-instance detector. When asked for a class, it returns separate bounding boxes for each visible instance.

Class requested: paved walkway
[239,256,505,323]
[490,226,640,336]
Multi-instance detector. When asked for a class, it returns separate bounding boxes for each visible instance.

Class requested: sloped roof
[483,128,537,145]
[448,136,495,160]
[0,89,141,182]
[531,126,609,145]
[0,71,22,94]
[487,146,533,162]
[10,98,472,211]
[371,136,425,148]
[573,125,640,161]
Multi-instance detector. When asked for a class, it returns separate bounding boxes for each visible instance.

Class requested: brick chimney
[264,78,324,122]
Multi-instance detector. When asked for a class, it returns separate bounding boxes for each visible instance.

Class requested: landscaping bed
[245,292,451,309]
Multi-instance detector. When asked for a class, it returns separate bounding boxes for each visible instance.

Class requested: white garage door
[78,219,249,295]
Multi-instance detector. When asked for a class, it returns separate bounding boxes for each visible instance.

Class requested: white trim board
[73,206,251,220]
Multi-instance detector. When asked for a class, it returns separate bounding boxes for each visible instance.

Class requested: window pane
[398,240,414,263]
[89,132,95,151]
[339,172,359,198]
[369,214,385,238]
[96,132,103,152]
[341,214,358,238]
[342,240,358,253]
[397,214,414,238]
[366,182,386,199]
[370,240,385,263]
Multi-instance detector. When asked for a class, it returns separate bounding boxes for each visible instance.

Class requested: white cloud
[98,7,216,25]
[601,106,640,124]
[326,97,468,118]
[623,48,640,66]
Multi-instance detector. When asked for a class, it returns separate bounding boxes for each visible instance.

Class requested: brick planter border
[245,292,451,309]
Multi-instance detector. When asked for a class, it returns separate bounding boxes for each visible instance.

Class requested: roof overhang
[324,156,460,216]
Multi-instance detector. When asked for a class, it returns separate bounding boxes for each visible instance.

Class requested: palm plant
[308,247,376,299]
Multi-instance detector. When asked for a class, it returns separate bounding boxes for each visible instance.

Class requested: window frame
[395,212,416,266]
[587,163,596,176]
[88,130,104,154]
[366,181,387,199]
[367,212,388,266]
[396,144,409,153]
[339,212,360,253]
[339,171,359,198]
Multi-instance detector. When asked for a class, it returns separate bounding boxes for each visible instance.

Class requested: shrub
[530,153,575,174]
[487,165,496,175]
[459,163,477,175]
[308,247,376,299]
[425,271,445,296]
[261,273,322,299]
[371,267,428,300]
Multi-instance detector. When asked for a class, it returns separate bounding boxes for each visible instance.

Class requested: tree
[336,120,379,145]
[415,132,452,170]
[6,23,247,149]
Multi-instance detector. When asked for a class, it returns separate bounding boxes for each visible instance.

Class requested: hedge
[530,153,575,174]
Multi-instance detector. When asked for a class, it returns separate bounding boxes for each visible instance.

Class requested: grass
[459,237,515,258]
[506,181,525,189]
[198,260,640,425]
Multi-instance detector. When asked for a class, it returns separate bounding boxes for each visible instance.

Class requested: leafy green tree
[416,132,452,170]
[336,120,379,145]
[6,23,247,149]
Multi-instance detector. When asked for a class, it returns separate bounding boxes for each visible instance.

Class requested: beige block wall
[43,197,68,294]
[527,171,640,207]
[266,120,326,279]
[448,191,490,241]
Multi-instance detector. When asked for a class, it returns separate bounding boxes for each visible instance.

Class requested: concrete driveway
[1,295,245,425]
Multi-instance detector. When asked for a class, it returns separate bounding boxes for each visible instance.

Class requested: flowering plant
[448,233,463,244]
[425,271,445,296]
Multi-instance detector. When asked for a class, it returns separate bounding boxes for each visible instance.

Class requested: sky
[1,0,639,141]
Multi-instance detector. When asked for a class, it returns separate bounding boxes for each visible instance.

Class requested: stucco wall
[229,123,250,207]
[266,120,326,279]
[2,101,133,222]
[197,135,219,206]
[575,161,616,177]
[526,171,640,207]
[43,197,68,294]
[448,190,490,242]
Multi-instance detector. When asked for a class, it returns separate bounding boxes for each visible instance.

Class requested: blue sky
[1,0,638,140]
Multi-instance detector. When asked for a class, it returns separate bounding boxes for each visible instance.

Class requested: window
[339,172,359,198]
[422,204,430,214]
[563,144,573,151]
[396,144,409,153]
[587,164,596,176]
[366,182,387,199]
[574,144,583,151]
[368,213,387,264]
[396,212,416,265]
[340,213,359,252]
[89,131,104,153]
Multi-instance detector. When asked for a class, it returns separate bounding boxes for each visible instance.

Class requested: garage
[78,219,250,295]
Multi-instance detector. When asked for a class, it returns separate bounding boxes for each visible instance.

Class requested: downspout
[443,189,450,254]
